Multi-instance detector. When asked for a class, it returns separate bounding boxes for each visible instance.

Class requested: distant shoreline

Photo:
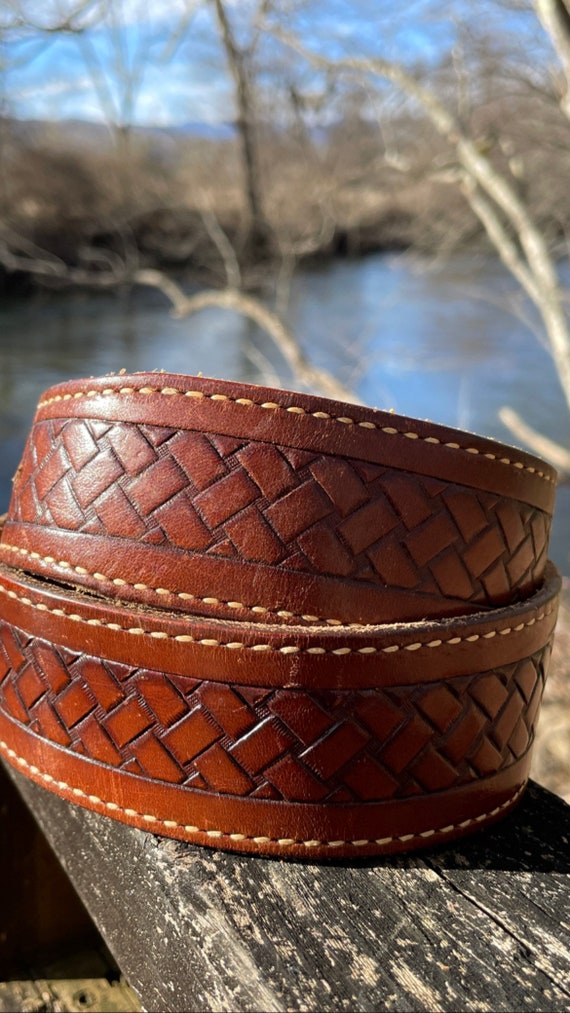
[0,116,510,296]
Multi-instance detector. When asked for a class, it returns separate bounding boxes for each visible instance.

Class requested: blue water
[0,251,568,571]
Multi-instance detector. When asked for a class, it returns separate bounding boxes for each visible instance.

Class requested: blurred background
[0,1,568,797]
[0,4,569,1005]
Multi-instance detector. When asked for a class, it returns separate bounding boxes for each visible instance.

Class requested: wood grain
[4,764,569,1013]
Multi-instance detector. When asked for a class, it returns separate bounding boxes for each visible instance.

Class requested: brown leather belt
[0,373,560,859]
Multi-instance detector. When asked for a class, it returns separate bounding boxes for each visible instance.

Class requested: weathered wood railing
[2,763,569,1013]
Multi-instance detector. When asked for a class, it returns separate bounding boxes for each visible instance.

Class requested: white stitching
[0,542,349,628]
[36,386,555,485]
[0,738,525,849]
[0,576,556,656]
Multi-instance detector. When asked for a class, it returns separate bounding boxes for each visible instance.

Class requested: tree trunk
[212,0,272,259]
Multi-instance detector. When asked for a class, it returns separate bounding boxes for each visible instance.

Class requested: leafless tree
[270,2,570,471]
[211,0,273,254]
[3,0,570,452]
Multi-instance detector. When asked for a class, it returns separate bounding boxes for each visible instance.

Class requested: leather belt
[0,373,560,859]
[1,373,556,625]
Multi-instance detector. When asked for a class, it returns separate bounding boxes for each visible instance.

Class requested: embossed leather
[0,374,561,859]
[0,558,560,858]
[1,373,556,624]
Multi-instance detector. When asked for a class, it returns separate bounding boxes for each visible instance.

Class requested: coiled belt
[0,372,560,859]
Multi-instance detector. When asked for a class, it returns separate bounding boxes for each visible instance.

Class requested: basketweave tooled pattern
[9,417,551,605]
[0,622,551,802]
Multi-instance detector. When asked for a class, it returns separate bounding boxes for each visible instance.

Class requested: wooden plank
[4,763,570,1013]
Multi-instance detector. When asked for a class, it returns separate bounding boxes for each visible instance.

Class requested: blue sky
[1,1,544,128]
[4,1,230,126]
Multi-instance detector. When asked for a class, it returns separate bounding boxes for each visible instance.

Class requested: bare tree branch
[196,196,242,290]
[459,176,542,304]
[274,28,570,421]
[499,406,570,472]
[0,233,356,402]
[243,340,282,388]
[135,270,359,402]
[1,0,105,33]
[534,0,570,120]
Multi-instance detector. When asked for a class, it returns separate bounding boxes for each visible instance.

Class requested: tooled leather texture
[0,373,560,859]
[30,372,558,507]
[0,556,560,858]
[0,622,551,803]
[2,382,554,625]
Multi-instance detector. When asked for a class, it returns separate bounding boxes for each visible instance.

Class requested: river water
[0,252,568,572]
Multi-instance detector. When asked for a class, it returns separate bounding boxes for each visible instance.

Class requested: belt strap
[2,373,556,625]
[0,373,560,859]
[0,555,560,858]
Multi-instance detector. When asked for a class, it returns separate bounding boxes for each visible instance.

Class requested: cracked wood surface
[4,765,570,1013]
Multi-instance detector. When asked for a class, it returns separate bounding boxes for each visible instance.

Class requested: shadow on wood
[0,760,99,977]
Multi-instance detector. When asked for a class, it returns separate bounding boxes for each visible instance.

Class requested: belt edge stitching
[0,542,347,628]
[0,576,558,655]
[35,387,556,486]
[0,737,526,849]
